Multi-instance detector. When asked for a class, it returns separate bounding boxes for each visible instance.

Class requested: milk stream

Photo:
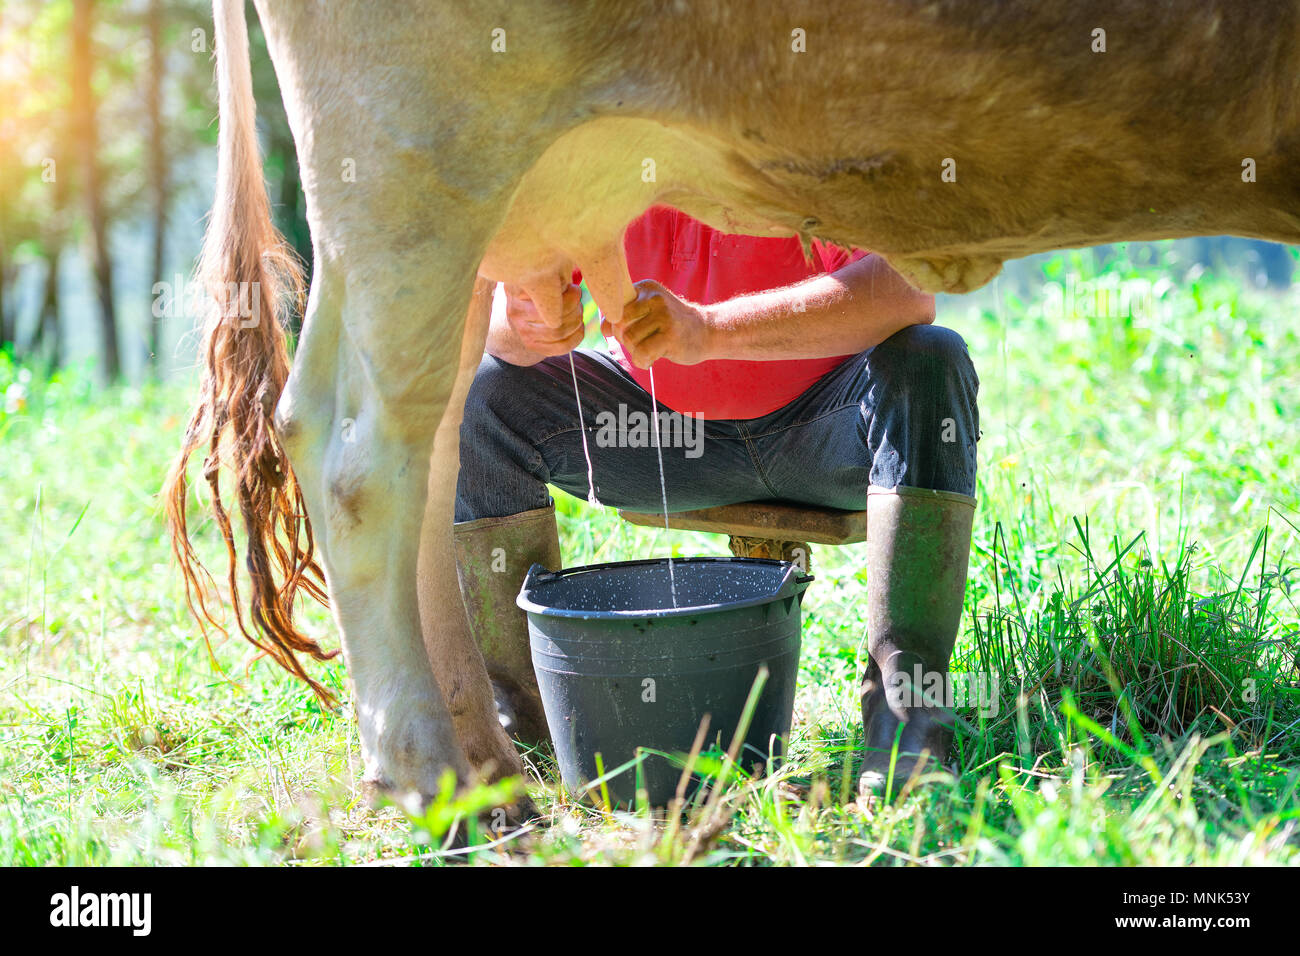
[569,331,678,607]
[647,365,679,608]
[569,353,601,507]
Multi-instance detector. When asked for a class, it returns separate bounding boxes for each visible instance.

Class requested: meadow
[1,245,1297,866]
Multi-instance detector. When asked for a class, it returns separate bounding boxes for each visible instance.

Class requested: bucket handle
[774,563,815,601]
[518,562,561,608]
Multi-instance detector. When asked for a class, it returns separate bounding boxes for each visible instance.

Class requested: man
[450,205,979,793]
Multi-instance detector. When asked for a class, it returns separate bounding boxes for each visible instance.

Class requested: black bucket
[518,556,812,808]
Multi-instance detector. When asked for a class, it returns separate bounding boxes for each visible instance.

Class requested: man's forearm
[701,254,935,361]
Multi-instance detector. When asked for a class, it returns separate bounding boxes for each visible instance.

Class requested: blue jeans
[455,324,979,522]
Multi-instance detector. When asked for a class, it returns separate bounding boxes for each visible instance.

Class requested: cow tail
[162,0,337,705]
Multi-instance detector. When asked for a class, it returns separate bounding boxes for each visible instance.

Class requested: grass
[1,243,1298,865]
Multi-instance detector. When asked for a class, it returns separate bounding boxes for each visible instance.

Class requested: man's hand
[502,280,585,359]
[604,279,713,369]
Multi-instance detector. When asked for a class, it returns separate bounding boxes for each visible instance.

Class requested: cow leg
[276,263,518,805]
[418,280,526,778]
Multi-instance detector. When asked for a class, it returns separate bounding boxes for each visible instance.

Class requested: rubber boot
[453,505,561,747]
[859,485,976,795]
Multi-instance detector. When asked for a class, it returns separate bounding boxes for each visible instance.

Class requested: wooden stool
[618,501,868,573]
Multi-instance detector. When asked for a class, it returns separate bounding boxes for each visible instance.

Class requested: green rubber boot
[859,485,976,795]
[453,505,561,748]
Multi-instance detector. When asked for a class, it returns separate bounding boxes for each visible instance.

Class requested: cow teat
[887,254,1005,294]
[575,239,638,328]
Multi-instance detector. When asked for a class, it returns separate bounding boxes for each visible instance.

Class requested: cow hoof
[491,678,553,753]
[459,722,528,785]
[361,772,471,817]
[490,791,541,831]
[361,773,538,826]
[360,775,430,815]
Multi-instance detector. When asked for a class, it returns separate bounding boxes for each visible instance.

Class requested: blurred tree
[0,0,69,362]
[0,211,10,352]
[0,235,9,353]
[146,0,168,372]
[34,164,68,366]
[0,3,28,352]
[247,13,311,330]
[71,0,120,379]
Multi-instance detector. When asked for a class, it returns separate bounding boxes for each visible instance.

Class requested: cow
[164,0,1300,808]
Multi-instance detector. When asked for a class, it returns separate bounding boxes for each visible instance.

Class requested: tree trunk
[38,247,63,367]
[30,125,70,366]
[0,237,10,352]
[71,0,120,382]
[147,0,168,375]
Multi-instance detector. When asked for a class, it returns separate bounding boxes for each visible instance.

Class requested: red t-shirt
[608,206,865,420]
